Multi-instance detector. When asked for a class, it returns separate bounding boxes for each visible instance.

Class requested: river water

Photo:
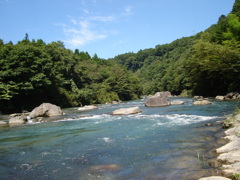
[0,97,240,180]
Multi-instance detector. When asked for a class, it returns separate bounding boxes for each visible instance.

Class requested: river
[0,97,239,180]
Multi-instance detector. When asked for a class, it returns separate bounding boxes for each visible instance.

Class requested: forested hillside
[111,0,240,97]
[0,37,142,113]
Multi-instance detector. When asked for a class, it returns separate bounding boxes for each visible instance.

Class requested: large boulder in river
[112,107,141,115]
[29,103,64,119]
[145,92,171,107]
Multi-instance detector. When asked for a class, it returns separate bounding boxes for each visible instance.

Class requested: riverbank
[200,109,240,180]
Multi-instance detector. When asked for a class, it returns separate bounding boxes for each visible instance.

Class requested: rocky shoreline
[200,111,240,180]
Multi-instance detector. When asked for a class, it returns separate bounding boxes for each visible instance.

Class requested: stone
[193,100,212,105]
[9,116,26,125]
[170,101,184,105]
[222,162,240,178]
[0,121,7,125]
[224,135,239,142]
[199,176,231,180]
[29,103,63,119]
[154,91,172,97]
[145,93,171,107]
[78,105,98,111]
[216,139,240,154]
[89,164,121,173]
[112,107,141,115]
[216,96,225,100]
[193,96,203,99]
[208,159,221,168]
[205,123,213,126]
[225,126,240,136]
[218,150,240,164]
[225,92,239,100]
[112,101,119,104]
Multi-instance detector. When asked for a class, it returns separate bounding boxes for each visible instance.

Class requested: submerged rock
[112,107,141,115]
[89,164,121,173]
[30,103,64,119]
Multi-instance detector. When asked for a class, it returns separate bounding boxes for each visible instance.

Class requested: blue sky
[0,0,235,59]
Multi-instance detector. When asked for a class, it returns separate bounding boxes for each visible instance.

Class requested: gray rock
[9,116,26,125]
[216,96,225,100]
[0,121,7,125]
[30,103,63,119]
[199,176,231,180]
[218,150,240,164]
[222,162,240,178]
[170,101,184,105]
[154,91,172,97]
[78,105,98,111]
[193,96,203,99]
[193,100,212,105]
[216,139,240,154]
[112,107,141,115]
[145,93,171,107]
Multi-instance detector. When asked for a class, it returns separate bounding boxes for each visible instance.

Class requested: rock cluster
[216,92,240,100]
[201,113,240,179]
[215,119,240,178]
[4,103,64,125]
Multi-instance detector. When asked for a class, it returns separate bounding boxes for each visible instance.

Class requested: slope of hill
[111,0,240,97]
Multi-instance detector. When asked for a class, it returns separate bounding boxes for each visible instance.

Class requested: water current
[0,97,240,180]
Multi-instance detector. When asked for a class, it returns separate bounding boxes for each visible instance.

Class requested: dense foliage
[0,37,142,113]
[111,0,240,97]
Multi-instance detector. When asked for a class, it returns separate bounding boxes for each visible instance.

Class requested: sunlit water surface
[0,98,240,180]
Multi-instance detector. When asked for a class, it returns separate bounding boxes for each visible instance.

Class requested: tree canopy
[0,38,142,113]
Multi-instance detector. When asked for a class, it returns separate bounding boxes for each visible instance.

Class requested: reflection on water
[0,98,239,179]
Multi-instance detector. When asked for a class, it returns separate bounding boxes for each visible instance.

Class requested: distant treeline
[110,0,240,97]
[1,0,240,114]
[0,38,142,113]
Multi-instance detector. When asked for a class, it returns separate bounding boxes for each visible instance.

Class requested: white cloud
[123,6,134,16]
[62,18,108,46]
[57,4,134,47]
[91,15,115,22]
